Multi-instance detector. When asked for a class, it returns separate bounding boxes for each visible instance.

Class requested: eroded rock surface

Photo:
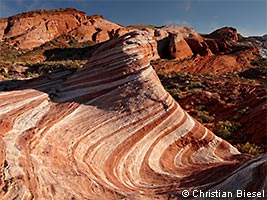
[169,33,193,59]
[152,26,261,74]
[0,31,266,200]
[207,26,239,41]
[0,9,124,49]
[0,9,262,76]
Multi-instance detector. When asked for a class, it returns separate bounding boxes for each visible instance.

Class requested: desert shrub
[228,94,238,102]
[0,71,10,78]
[168,88,182,100]
[127,24,155,29]
[236,142,262,155]
[238,106,251,115]
[194,110,214,123]
[24,71,39,78]
[214,120,241,140]
[188,81,203,89]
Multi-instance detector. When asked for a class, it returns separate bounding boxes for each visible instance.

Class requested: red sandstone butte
[0,9,125,49]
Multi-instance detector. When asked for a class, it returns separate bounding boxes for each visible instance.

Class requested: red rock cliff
[0,8,124,49]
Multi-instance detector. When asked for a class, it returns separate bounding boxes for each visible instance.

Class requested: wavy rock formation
[0,31,266,200]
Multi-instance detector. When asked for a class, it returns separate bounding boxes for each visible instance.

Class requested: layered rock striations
[0,31,266,200]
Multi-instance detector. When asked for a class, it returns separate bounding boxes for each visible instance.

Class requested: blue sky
[0,0,266,36]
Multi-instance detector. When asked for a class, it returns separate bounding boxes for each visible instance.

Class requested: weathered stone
[185,37,213,56]
[208,26,239,41]
[1,9,124,49]
[169,33,193,59]
[0,30,265,200]
[0,18,8,41]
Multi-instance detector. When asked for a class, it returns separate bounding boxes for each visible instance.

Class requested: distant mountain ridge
[0,8,128,49]
[1,8,265,75]
[0,8,265,51]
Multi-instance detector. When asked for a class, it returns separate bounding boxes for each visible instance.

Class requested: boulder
[69,22,96,42]
[208,26,239,41]
[0,18,8,41]
[185,37,213,56]
[169,33,193,59]
[154,28,169,40]
[92,29,110,43]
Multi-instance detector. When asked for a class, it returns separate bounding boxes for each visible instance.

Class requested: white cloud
[165,19,191,26]
[184,1,192,12]
[237,27,266,37]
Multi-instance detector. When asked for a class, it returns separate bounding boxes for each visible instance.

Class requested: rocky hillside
[1,30,266,200]
[0,8,128,49]
[0,9,264,78]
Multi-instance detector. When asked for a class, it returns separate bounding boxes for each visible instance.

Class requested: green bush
[168,88,182,100]
[1,71,10,78]
[238,106,251,115]
[214,121,241,140]
[194,110,214,123]
[188,81,203,89]
[236,142,262,155]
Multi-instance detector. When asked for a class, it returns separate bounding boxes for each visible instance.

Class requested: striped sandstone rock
[0,31,266,200]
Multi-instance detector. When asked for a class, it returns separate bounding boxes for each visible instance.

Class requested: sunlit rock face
[0,30,266,200]
[0,9,124,49]
[207,26,239,42]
